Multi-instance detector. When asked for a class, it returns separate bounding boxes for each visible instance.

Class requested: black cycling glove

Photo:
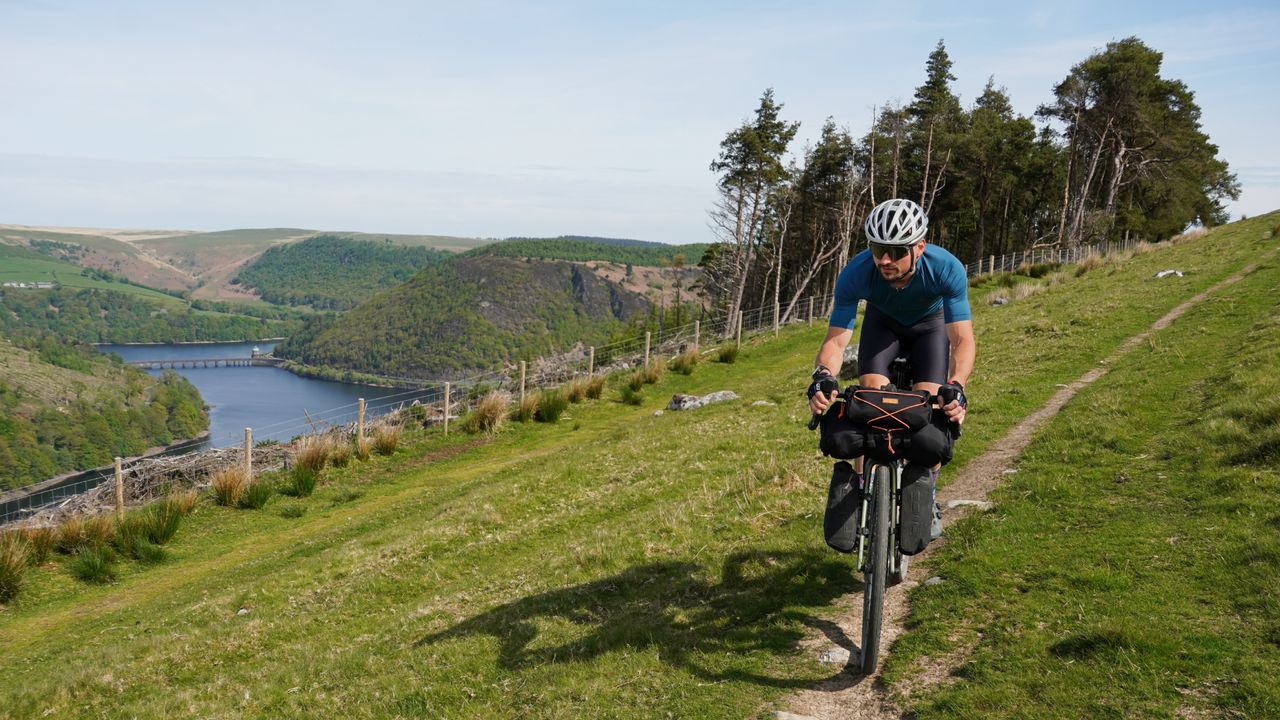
[807,367,839,400]
[940,381,967,409]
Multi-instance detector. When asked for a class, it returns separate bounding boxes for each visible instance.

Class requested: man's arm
[816,326,854,378]
[809,326,853,414]
[945,320,975,387]
[943,319,975,423]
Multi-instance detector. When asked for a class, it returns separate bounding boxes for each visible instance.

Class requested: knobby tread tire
[860,463,890,675]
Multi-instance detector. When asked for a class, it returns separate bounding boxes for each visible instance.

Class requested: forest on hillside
[274,256,656,379]
[466,237,708,266]
[700,37,1240,326]
[234,235,449,309]
[0,350,206,491]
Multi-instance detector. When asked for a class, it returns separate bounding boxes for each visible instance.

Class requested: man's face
[870,241,923,282]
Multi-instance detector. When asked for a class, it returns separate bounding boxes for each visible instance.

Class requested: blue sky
[2,0,1277,243]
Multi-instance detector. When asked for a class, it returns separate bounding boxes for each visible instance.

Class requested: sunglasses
[868,242,912,261]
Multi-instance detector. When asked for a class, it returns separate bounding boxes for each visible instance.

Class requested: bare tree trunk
[1069,120,1112,245]
[1056,102,1082,245]
[920,119,934,208]
[922,148,951,216]
[869,106,877,206]
[891,108,902,198]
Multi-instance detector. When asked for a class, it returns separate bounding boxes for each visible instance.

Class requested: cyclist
[808,198,974,541]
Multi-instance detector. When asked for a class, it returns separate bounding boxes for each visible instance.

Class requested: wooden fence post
[735,311,743,349]
[773,301,780,336]
[988,255,995,274]
[520,361,527,406]
[244,427,252,478]
[357,398,366,450]
[644,331,651,369]
[588,346,595,376]
[808,296,814,326]
[693,321,700,352]
[443,383,451,436]
[114,457,124,521]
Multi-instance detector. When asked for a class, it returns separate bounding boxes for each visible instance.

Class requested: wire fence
[0,289,835,527]
[1,236,1141,527]
[962,238,1140,277]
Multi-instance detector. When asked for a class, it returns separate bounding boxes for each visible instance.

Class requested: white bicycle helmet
[864,198,928,246]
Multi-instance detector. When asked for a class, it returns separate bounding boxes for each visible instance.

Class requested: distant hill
[467,236,708,266]
[233,235,450,310]
[0,244,303,343]
[0,224,492,301]
[274,255,654,379]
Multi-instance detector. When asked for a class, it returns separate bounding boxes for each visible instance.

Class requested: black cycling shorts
[857,304,950,385]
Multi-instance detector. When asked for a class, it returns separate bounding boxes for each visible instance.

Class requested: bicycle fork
[857,462,904,576]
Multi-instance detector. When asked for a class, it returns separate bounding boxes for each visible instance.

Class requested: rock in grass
[667,391,739,411]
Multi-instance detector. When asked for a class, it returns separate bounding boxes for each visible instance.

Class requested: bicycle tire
[860,463,890,675]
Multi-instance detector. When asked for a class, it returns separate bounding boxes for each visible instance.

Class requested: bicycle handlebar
[806,385,961,432]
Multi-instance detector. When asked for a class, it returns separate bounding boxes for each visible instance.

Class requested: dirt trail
[773,261,1261,720]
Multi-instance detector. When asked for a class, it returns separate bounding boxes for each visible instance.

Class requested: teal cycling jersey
[829,244,971,329]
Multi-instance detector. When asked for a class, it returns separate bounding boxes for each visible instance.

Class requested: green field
[0,246,184,307]
[0,214,1277,718]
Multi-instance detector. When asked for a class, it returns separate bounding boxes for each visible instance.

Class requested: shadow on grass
[414,548,866,689]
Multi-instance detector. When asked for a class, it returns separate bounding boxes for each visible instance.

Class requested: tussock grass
[512,393,539,423]
[293,434,331,473]
[286,467,319,498]
[166,489,198,518]
[716,343,739,363]
[562,377,590,404]
[0,532,29,602]
[641,360,665,384]
[112,514,166,564]
[55,515,88,554]
[619,384,644,406]
[139,498,184,545]
[210,466,249,507]
[464,391,510,435]
[372,423,403,455]
[584,375,606,399]
[69,545,117,585]
[330,441,353,467]
[1074,250,1104,276]
[535,388,568,423]
[276,502,306,519]
[1013,282,1045,301]
[19,525,56,565]
[670,349,700,375]
[236,481,274,510]
[626,370,646,392]
[355,435,371,461]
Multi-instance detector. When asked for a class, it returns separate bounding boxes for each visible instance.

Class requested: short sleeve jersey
[829,244,971,330]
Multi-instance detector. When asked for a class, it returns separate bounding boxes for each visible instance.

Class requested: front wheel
[860,463,890,675]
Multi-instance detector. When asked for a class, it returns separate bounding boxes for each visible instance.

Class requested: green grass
[0,246,184,307]
[0,213,1276,718]
[882,236,1280,718]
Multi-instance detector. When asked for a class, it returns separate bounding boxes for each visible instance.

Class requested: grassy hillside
[275,255,654,379]
[0,227,196,291]
[0,244,185,307]
[233,235,450,310]
[0,214,1277,718]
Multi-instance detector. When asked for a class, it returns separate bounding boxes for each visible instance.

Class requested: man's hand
[939,381,967,425]
[807,371,839,416]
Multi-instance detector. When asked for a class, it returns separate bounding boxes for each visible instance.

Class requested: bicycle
[809,356,959,675]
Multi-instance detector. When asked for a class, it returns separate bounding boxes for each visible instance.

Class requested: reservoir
[98,341,438,448]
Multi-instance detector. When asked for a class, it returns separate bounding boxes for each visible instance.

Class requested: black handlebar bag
[845,387,932,462]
